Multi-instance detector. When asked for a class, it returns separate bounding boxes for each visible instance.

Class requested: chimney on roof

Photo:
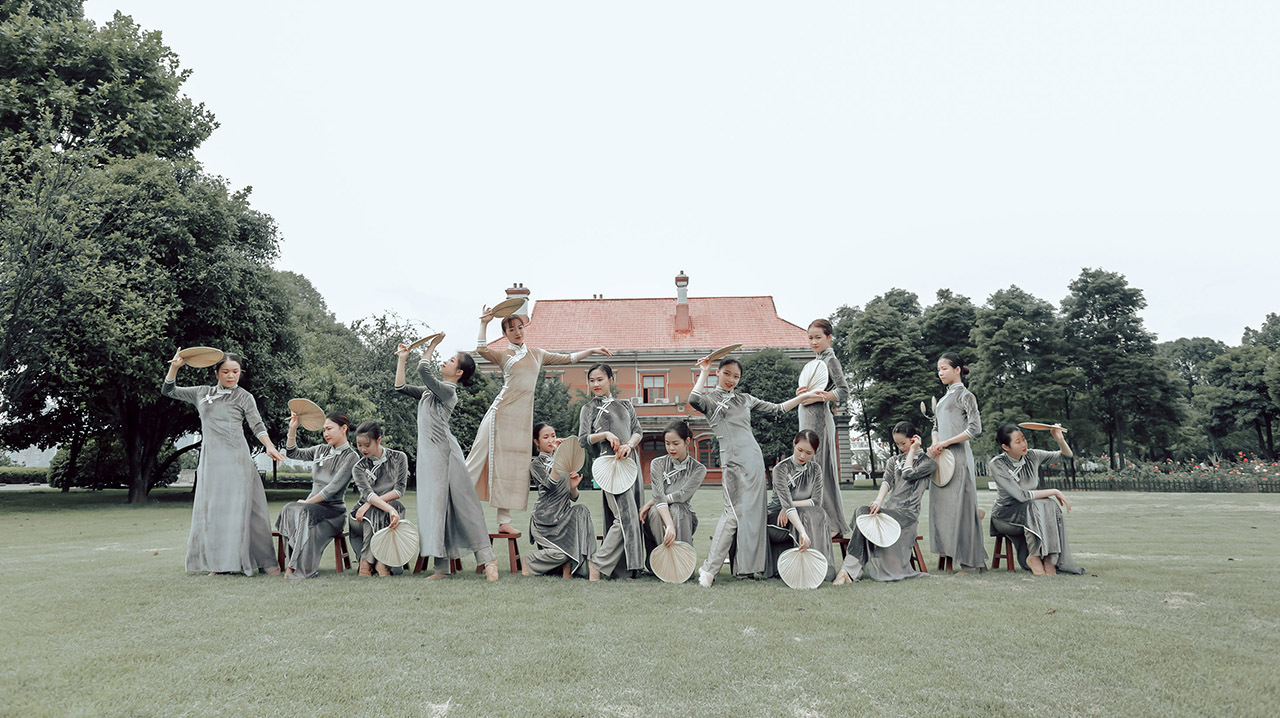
[675,271,691,332]
[506,282,530,316]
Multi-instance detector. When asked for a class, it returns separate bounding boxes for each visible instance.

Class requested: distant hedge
[0,467,49,484]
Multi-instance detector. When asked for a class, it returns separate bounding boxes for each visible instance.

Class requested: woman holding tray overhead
[834,420,935,583]
[523,423,596,577]
[579,364,645,581]
[797,319,850,537]
[691,355,821,587]
[639,420,706,548]
[467,305,612,535]
[927,352,987,572]
[988,424,1085,575]
[162,348,284,576]
[395,337,498,581]
[278,410,360,579]
[347,421,410,577]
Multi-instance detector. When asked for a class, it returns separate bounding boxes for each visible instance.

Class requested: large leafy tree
[1242,313,1280,350]
[845,290,935,449]
[1198,344,1277,459]
[738,349,805,468]
[917,289,978,364]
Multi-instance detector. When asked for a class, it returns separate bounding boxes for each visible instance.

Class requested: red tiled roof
[486,296,808,352]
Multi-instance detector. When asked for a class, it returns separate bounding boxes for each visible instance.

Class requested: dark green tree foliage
[1158,337,1228,397]
[846,291,935,449]
[0,5,216,159]
[830,304,877,472]
[737,349,804,468]
[532,371,581,440]
[1198,344,1277,459]
[348,313,430,462]
[1242,313,1280,350]
[452,370,500,456]
[48,435,179,490]
[917,289,977,364]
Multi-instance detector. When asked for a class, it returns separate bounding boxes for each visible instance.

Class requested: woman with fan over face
[926,352,988,572]
[467,307,612,535]
[277,411,359,579]
[579,364,645,582]
[395,336,498,581]
[690,356,822,587]
[162,349,285,575]
[988,425,1085,575]
[639,420,706,549]
[522,423,596,577]
[769,430,835,581]
[833,421,935,584]
[797,319,850,537]
[347,421,410,577]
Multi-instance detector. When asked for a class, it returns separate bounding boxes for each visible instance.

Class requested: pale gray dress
[161,381,277,575]
[277,442,358,578]
[645,455,705,545]
[690,388,786,577]
[580,396,645,578]
[840,451,936,581]
[526,452,596,576]
[397,360,495,573]
[797,348,849,535]
[347,448,410,565]
[929,383,988,569]
[989,450,1086,574]
[769,456,835,580]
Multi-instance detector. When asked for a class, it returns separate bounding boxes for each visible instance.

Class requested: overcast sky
[84,1,1279,350]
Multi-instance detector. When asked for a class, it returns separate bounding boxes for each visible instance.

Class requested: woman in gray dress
[834,421,936,584]
[580,364,645,582]
[771,430,835,580]
[639,420,705,548]
[277,411,359,579]
[162,349,285,576]
[522,423,596,577]
[394,339,498,581]
[988,424,1085,575]
[927,352,988,571]
[348,421,410,577]
[797,319,850,537]
[691,356,820,587]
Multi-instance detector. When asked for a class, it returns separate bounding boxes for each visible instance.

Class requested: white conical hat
[552,439,585,477]
[778,548,828,590]
[592,455,638,494]
[649,541,697,583]
[797,358,829,392]
[370,520,419,567]
[932,449,956,487]
[855,512,902,548]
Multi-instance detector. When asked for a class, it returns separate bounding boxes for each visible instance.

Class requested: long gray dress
[928,382,988,569]
[645,455,705,544]
[840,451,936,581]
[397,360,495,573]
[580,396,645,578]
[347,448,410,565]
[526,452,596,576]
[162,381,277,575]
[769,457,834,580]
[277,442,358,578]
[989,449,1086,574]
[797,348,849,535]
[690,387,786,577]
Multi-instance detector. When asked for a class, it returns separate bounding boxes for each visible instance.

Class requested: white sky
[84,1,1280,349]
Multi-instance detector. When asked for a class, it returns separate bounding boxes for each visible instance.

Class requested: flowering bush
[1041,453,1276,492]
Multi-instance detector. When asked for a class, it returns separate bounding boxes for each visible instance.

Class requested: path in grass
[0,489,1275,717]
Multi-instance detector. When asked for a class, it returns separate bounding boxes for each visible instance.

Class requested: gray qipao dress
[162,381,277,575]
[988,449,1085,574]
[797,347,850,534]
[645,454,705,545]
[768,456,835,580]
[347,447,410,565]
[526,451,596,576]
[929,382,988,569]
[277,441,358,578]
[580,396,645,578]
[841,451,936,581]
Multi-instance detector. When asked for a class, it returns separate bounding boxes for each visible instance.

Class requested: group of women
[162,308,1084,584]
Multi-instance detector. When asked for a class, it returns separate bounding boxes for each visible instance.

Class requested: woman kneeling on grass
[988,424,1085,576]
[522,423,596,577]
[278,411,359,579]
[770,430,835,582]
[834,421,935,584]
[347,421,409,577]
[639,420,706,549]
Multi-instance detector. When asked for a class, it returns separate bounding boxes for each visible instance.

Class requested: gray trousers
[700,489,738,576]
[525,545,587,576]
[591,491,628,576]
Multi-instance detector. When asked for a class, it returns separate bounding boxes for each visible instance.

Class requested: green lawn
[0,488,1275,718]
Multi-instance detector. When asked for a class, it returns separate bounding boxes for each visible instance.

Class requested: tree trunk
[1254,419,1267,460]
[1107,431,1115,470]
[1264,416,1275,460]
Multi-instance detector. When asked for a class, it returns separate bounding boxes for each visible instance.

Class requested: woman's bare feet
[521,563,531,577]
[265,567,281,576]
[1025,555,1046,575]
[484,561,499,582]
[589,563,601,582]
[427,572,449,579]
[497,523,517,535]
[284,568,294,578]
[832,569,852,585]
[358,560,373,577]
[375,562,391,577]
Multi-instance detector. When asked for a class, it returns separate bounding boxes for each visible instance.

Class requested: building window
[640,436,663,453]
[695,435,719,468]
[692,369,718,390]
[642,374,666,403]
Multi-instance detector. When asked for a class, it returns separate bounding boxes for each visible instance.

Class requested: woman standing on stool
[395,338,498,581]
[988,425,1085,575]
[348,421,410,577]
[278,411,359,579]
[523,423,596,577]
[927,352,987,572]
[834,421,935,583]
[639,420,706,549]
[162,349,284,576]
[798,319,850,537]
[580,364,645,582]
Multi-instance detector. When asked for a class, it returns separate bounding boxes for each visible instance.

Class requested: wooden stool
[909,536,928,574]
[937,555,953,573]
[992,534,1017,572]
[832,536,850,559]
[272,530,286,572]
[412,556,463,574]
[271,531,351,573]
[475,531,522,573]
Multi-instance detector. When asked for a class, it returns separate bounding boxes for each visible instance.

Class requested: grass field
[1,487,1276,718]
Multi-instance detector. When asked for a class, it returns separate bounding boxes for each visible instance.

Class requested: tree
[830,305,878,474]
[1242,313,1280,350]
[1198,345,1277,459]
[845,291,935,450]
[1158,337,1228,397]
[917,289,978,364]
[738,349,804,468]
